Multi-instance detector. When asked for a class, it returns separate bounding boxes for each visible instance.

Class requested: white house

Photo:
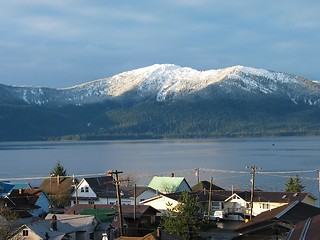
[135,187,158,203]
[119,186,158,205]
[71,176,133,206]
[141,194,179,214]
[222,190,317,218]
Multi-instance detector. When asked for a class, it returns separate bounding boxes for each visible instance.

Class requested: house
[191,180,224,192]
[147,175,192,194]
[234,201,320,239]
[39,175,77,207]
[115,204,160,237]
[66,203,160,238]
[223,190,317,218]
[1,181,33,198]
[141,188,317,221]
[3,189,50,218]
[116,228,184,240]
[141,194,179,214]
[141,190,230,217]
[11,182,33,191]
[9,213,100,240]
[286,214,320,240]
[0,182,15,198]
[141,191,209,215]
[71,175,130,206]
[67,204,160,225]
[120,186,158,204]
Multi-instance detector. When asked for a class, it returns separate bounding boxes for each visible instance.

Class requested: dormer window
[23,230,29,236]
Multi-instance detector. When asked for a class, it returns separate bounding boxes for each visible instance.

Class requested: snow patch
[5,64,320,106]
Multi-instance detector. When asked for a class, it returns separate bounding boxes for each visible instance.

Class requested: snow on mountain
[2,64,320,106]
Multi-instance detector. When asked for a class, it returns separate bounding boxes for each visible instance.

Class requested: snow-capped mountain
[1,64,320,106]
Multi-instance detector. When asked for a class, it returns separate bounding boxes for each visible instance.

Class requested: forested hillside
[1,96,320,141]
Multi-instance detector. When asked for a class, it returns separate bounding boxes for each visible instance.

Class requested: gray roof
[84,176,117,198]
[236,201,320,233]
[12,214,98,240]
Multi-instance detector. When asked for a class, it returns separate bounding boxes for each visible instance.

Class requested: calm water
[1,137,320,196]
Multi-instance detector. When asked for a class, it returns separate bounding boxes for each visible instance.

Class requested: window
[23,230,29,236]
[81,187,84,192]
[85,186,89,192]
[89,232,94,240]
[211,202,224,210]
[88,200,94,204]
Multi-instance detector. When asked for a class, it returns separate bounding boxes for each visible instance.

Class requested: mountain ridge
[1,64,320,141]
[1,64,320,106]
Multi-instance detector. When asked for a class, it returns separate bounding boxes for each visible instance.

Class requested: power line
[0,173,106,182]
[259,169,317,174]
[1,168,319,184]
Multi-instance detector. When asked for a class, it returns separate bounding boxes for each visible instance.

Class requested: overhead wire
[1,168,319,191]
[1,168,319,181]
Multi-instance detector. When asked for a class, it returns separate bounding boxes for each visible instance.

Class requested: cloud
[0,0,319,87]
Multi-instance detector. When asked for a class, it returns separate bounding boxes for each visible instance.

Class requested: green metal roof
[148,176,185,193]
[79,209,116,222]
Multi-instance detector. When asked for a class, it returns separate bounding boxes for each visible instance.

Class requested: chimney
[156,227,161,239]
[57,175,60,185]
[102,233,108,240]
[19,188,23,194]
[51,215,57,231]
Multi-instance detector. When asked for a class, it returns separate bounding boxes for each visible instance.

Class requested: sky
[0,0,319,88]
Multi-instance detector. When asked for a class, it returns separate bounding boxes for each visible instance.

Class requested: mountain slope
[1,64,320,141]
[1,64,320,106]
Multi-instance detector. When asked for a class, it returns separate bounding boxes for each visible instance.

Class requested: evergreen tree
[160,191,205,239]
[285,175,305,192]
[50,161,67,176]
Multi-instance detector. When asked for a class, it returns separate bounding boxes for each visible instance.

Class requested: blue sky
[0,0,319,88]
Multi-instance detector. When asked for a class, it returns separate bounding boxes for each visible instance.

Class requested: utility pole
[72,174,78,205]
[134,184,137,235]
[207,177,213,221]
[134,184,137,223]
[247,165,260,220]
[112,170,124,236]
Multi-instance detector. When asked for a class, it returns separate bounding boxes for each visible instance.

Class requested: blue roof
[11,182,32,190]
[0,181,14,194]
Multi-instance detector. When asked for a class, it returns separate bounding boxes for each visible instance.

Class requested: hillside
[1,64,320,141]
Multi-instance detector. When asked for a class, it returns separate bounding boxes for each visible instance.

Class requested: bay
[1,137,320,198]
